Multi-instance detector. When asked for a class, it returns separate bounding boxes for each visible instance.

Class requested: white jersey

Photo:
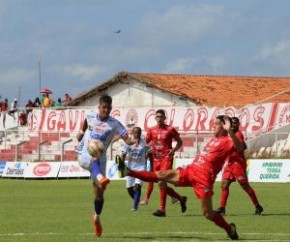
[76,111,127,162]
[122,137,151,171]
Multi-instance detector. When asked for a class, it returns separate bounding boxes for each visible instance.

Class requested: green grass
[0,179,290,241]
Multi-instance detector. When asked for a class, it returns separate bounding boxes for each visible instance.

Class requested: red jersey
[194,134,234,177]
[146,124,180,161]
[227,131,246,165]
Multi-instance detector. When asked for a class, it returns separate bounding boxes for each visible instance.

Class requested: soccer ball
[87,140,105,158]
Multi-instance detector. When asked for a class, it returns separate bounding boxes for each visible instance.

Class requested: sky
[1,0,290,106]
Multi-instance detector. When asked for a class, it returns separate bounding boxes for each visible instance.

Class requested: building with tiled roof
[69,71,290,108]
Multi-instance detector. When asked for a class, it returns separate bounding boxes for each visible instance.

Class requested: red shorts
[222,161,248,184]
[177,162,215,199]
[153,157,173,172]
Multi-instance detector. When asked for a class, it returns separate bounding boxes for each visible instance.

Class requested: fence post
[61,138,73,162]
[15,141,27,161]
[38,140,49,161]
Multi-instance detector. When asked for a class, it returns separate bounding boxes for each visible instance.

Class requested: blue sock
[94,198,104,215]
[133,186,141,210]
[91,160,101,179]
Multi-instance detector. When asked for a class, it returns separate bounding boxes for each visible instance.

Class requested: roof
[69,71,290,108]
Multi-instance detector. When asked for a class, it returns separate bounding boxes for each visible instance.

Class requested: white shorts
[126,176,143,188]
[78,152,107,183]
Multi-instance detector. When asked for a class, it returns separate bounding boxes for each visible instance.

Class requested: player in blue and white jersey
[76,94,133,237]
[120,127,153,211]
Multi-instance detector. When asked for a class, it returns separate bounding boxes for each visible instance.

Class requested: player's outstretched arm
[76,118,88,142]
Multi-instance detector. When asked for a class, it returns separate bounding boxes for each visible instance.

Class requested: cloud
[140,4,224,47]
[257,40,290,60]
[62,64,107,81]
[0,68,36,85]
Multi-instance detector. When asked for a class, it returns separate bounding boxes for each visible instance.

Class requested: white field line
[0,231,290,237]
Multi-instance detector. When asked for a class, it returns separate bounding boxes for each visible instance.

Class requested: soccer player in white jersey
[120,127,153,211]
[76,94,133,237]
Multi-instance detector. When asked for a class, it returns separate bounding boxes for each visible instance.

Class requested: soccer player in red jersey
[215,117,263,216]
[145,109,187,217]
[116,115,241,240]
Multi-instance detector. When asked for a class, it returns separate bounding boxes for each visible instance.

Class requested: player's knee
[241,182,249,190]
[221,180,230,189]
[203,210,214,220]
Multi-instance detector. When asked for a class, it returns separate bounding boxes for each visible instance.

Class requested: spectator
[33,97,41,107]
[64,93,72,105]
[25,100,34,116]
[1,99,8,128]
[55,98,63,107]
[42,93,53,107]
[8,99,18,120]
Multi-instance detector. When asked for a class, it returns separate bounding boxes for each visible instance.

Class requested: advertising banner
[28,103,290,138]
[247,159,290,182]
[0,161,7,176]
[58,162,90,178]
[24,162,61,178]
[2,162,28,178]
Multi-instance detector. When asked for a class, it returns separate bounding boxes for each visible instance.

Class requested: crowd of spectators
[0,93,73,128]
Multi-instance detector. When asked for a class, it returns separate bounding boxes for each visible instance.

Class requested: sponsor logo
[278,104,290,126]
[6,162,25,176]
[125,109,138,128]
[259,162,283,180]
[33,163,51,176]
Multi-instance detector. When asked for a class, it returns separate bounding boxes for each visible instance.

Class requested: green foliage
[0,179,290,241]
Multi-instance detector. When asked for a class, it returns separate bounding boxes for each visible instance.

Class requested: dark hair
[156,109,166,117]
[232,117,240,124]
[216,115,232,126]
[99,95,112,105]
[133,126,142,134]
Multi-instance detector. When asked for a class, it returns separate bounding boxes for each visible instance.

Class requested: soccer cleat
[115,155,128,178]
[227,223,239,240]
[255,204,264,215]
[139,199,149,205]
[214,207,226,216]
[131,208,137,212]
[180,196,187,213]
[99,177,110,191]
[171,197,178,204]
[152,209,166,217]
[92,214,102,237]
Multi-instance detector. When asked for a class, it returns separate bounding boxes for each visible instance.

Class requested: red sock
[220,187,229,208]
[167,187,182,201]
[160,187,167,212]
[128,170,158,183]
[212,212,231,232]
[245,186,259,206]
[147,182,154,199]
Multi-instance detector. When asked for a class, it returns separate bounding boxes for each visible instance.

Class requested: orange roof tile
[70,72,290,108]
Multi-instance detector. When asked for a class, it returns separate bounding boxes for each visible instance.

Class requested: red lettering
[209,108,220,131]
[195,108,208,131]
[47,111,56,130]
[224,107,235,117]
[111,109,120,119]
[183,109,194,131]
[69,110,79,131]
[286,115,290,123]
[252,106,265,132]
[238,108,250,132]
[39,108,46,130]
[144,109,155,131]
[57,111,66,130]
[79,110,86,130]
[165,109,179,131]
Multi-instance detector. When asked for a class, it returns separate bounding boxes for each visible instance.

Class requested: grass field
[0,179,290,242]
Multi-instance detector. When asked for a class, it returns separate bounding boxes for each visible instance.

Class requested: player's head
[132,126,142,139]
[214,115,232,136]
[155,109,166,126]
[231,117,240,132]
[98,94,112,119]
